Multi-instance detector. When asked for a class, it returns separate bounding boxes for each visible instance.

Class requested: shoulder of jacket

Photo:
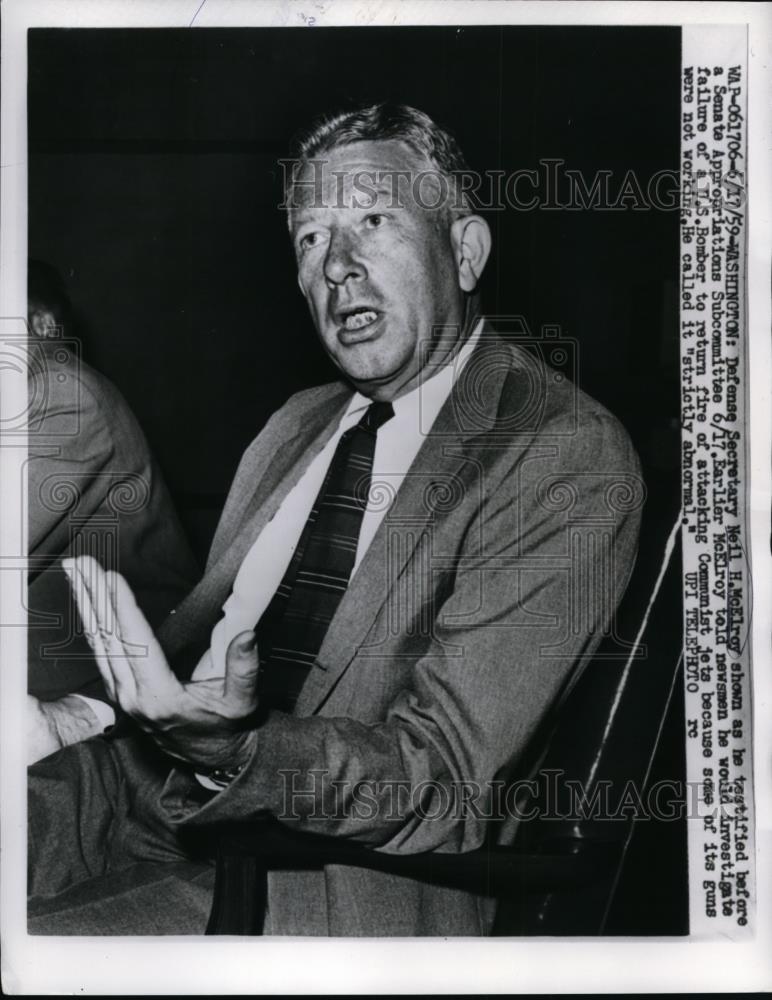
[42,350,137,423]
[234,380,349,470]
[261,380,350,433]
[281,380,351,414]
[493,343,640,472]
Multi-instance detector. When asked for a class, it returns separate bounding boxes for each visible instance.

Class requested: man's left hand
[62,555,259,772]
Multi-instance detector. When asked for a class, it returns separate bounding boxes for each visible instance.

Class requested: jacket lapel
[158,387,350,655]
[295,330,518,715]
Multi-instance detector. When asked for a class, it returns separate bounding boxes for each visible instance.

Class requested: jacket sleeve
[160,410,643,854]
[27,369,117,558]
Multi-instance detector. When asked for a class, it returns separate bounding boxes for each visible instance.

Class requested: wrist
[45,695,103,745]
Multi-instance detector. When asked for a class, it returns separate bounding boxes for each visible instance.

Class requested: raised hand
[62,555,259,772]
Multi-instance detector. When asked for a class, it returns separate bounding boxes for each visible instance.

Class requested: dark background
[28,25,685,934]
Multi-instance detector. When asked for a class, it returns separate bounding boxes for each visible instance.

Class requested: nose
[323,230,366,287]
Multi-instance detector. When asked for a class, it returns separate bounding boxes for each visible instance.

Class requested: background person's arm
[26,694,104,764]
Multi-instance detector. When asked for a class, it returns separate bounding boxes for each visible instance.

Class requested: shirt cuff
[70,694,116,731]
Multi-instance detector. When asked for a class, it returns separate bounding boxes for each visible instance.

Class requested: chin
[342,365,395,388]
[349,366,417,399]
[335,346,400,383]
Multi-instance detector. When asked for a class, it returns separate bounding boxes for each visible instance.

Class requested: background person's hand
[26,693,103,765]
[62,555,259,772]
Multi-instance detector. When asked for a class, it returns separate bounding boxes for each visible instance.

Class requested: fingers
[99,563,141,703]
[104,568,183,712]
[62,555,179,712]
[223,630,259,712]
[62,555,118,702]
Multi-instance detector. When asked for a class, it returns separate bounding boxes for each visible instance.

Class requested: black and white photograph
[1,1,770,994]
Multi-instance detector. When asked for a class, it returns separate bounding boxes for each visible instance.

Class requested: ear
[29,307,56,339]
[450,215,492,293]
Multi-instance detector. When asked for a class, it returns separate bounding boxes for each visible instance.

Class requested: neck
[363,299,479,403]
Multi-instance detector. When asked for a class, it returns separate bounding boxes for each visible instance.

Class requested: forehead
[301,138,425,176]
[289,138,432,214]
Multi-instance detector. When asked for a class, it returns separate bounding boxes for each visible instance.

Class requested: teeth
[344,310,377,331]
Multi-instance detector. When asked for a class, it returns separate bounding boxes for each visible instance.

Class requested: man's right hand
[27,694,104,765]
[63,555,260,774]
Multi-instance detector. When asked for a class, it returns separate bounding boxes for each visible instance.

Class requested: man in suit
[28,103,642,935]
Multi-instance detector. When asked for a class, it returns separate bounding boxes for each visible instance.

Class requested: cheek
[379,252,429,308]
[385,234,447,292]
[392,266,439,323]
[299,271,327,317]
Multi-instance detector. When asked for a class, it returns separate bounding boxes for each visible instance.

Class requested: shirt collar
[343,319,484,428]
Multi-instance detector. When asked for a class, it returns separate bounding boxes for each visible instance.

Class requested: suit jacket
[156,331,643,935]
[27,341,199,700]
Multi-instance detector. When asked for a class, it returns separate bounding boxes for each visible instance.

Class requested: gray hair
[283,102,474,220]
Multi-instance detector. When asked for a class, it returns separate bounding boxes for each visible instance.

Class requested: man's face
[289,140,467,400]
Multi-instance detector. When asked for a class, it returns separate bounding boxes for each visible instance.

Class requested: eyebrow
[287,175,411,226]
[368,182,398,196]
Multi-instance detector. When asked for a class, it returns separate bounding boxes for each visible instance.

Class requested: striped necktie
[256,400,395,712]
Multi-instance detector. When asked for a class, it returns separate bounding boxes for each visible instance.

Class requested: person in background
[26,259,200,762]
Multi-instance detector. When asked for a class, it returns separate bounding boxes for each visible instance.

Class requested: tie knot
[360,400,394,433]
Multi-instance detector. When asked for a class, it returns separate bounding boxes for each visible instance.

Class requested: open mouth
[338,306,380,333]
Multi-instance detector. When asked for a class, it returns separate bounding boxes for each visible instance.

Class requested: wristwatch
[205,760,249,788]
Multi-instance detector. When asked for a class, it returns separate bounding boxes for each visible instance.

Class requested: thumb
[224,630,259,705]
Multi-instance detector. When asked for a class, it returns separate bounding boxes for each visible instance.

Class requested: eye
[364,213,387,230]
[297,230,325,253]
